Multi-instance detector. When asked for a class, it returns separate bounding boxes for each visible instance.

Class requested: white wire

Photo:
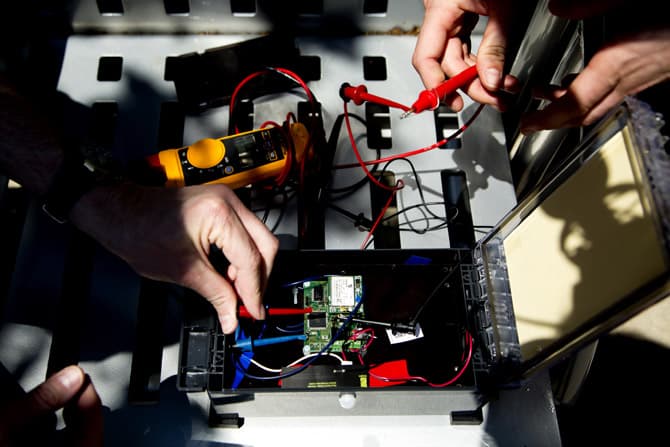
[287,352,346,367]
[247,351,347,375]
[249,357,282,373]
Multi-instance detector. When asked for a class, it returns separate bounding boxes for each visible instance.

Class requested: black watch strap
[42,155,99,224]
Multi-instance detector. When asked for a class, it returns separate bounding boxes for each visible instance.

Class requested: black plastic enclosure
[177,99,670,424]
[178,248,488,394]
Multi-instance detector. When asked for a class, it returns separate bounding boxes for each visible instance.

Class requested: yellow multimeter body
[155,124,307,189]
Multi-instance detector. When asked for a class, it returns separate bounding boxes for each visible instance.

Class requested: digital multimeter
[151,125,304,189]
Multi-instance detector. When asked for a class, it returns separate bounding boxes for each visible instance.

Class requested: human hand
[0,365,103,446]
[1,74,277,334]
[412,0,520,112]
[520,1,670,133]
[71,183,278,334]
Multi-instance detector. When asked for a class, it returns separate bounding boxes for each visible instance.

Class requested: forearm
[0,76,64,196]
[69,182,155,261]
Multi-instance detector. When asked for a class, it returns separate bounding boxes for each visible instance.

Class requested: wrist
[41,151,120,224]
[69,181,151,251]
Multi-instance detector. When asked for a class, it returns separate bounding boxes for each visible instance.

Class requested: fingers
[413,3,464,88]
[0,366,102,445]
[228,199,279,298]
[476,6,510,91]
[414,1,486,89]
[215,210,275,325]
[440,38,470,111]
[520,4,670,134]
[191,264,241,334]
[215,202,277,328]
[413,0,519,111]
[63,375,104,447]
[524,85,625,133]
[185,185,278,334]
[15,366,86,425]
[442,37,509,110]
[519,29,670,133]
[519,67,619,133]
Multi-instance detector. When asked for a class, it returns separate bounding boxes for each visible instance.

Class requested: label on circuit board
[329,276,356,307]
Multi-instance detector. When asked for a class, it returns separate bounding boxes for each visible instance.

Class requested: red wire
[229,70,266,134]
[368,331,474,388]
[229,67,316,190]
[357,90,411,112]
[343,101,405,249]
[343,328,376,365]
[334,103,485,170]
[274,67,314,102]
[260,120,282,129]
[426,331,473,388]
[229,66,314,134]
[269,67,316,199]
[360,187,399,250]
[343,102,404,192]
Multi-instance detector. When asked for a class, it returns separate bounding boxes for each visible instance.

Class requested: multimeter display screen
[227,134,258,169]
[179,127,286,187]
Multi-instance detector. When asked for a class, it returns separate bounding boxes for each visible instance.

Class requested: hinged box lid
[476,97,670,382]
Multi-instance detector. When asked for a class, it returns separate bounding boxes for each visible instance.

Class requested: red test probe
[400,65,479,118]
[339,83,411,112]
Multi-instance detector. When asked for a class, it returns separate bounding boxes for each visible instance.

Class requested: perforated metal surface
[71,0,427,34]
[57,33,515,249]
[1,2,563,445]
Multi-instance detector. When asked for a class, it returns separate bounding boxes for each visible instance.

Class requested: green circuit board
[298,275,364,353]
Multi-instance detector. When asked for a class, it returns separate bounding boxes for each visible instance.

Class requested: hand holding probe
[400,65,479,119]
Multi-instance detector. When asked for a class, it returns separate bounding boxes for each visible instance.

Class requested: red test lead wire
[339,83,411,112]
[238,306,313,319]
[401,65,479,118]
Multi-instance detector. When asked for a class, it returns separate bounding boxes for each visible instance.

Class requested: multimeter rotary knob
[186,138,226,169]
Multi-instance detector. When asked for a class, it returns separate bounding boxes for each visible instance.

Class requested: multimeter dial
[186,138,226,169]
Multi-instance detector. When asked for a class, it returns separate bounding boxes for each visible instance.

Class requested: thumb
[477,4,512,91]
[190,265,241,334]
[23,366,85,417]
[2,366,85,436]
